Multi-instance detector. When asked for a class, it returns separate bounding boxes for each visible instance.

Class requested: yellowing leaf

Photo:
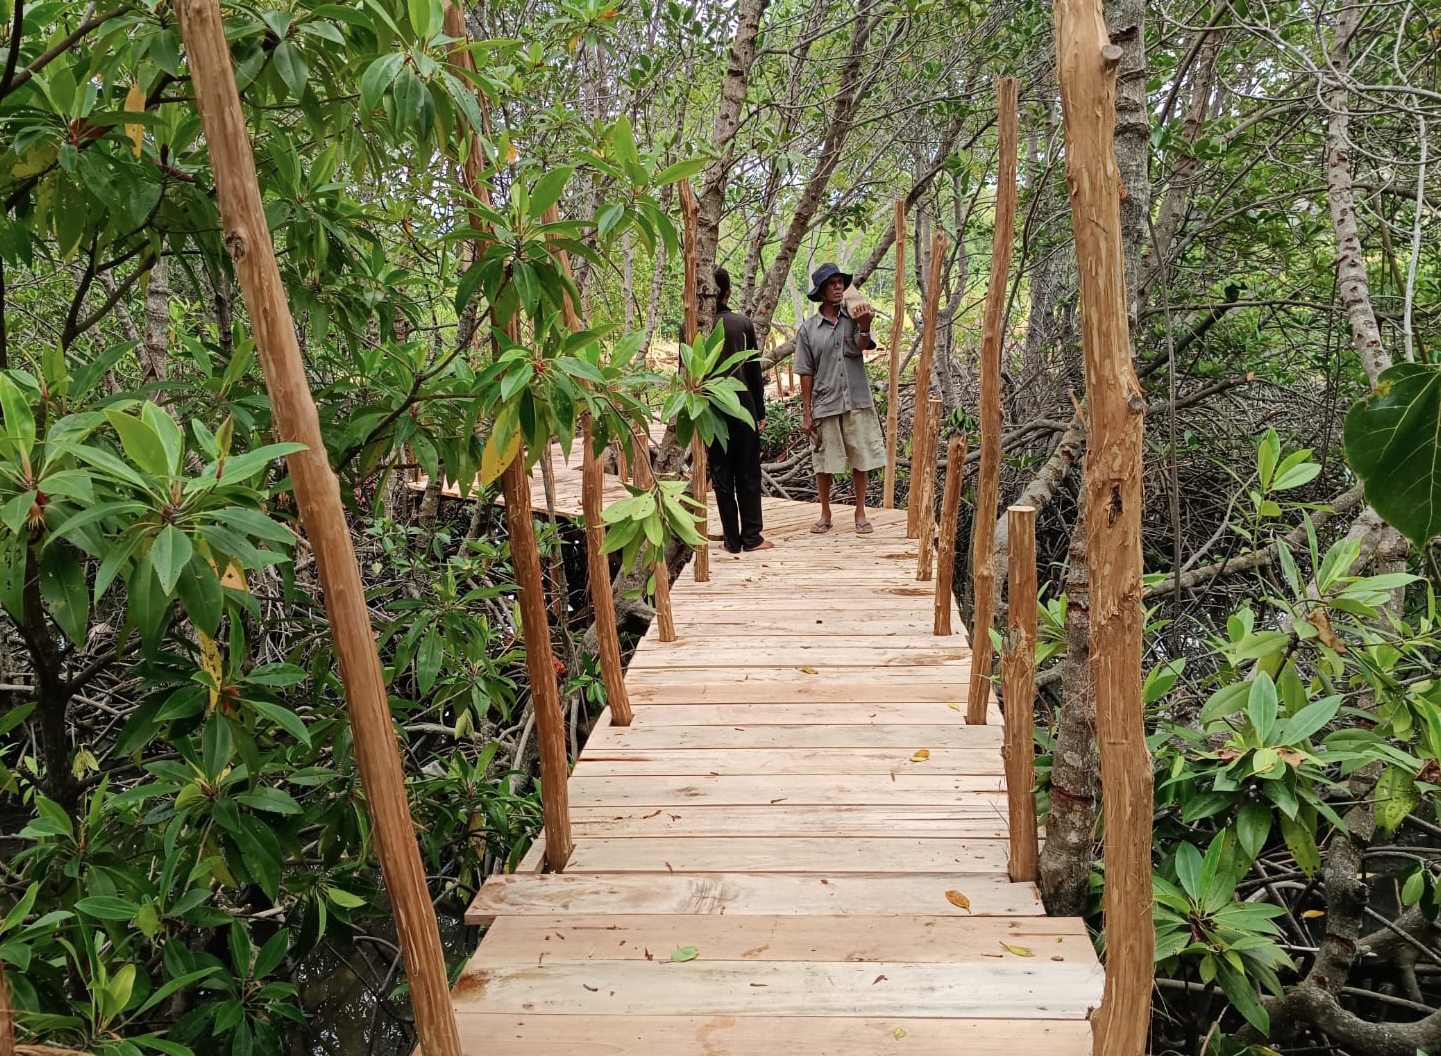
[199,630,224,712]
[1000,942,1034,957]
[1301,909,1325,919]
[909,749,930,762]
[480,427,522,486]
[125,81,146,156]
[944,890,971,911]
[947,701,961,711]
[670,945,699,963]
[799,666,818,675]
[892,1027,908,1039]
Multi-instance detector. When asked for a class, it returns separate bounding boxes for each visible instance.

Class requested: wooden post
[1002,505,1040,882]
[906,231,947,538]
[679,180,709,583]
[915,397,943,581]
[0,956,13,1055]
[933,435,968,635]
[1053,5,1153,1050]
[966,78,1019,727]
[582,417,633,726]
[632,425,676,642]
[883,199,906,509]
[174,3,463,1053]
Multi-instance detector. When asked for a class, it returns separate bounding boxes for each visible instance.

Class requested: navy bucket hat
[807,262,853,302]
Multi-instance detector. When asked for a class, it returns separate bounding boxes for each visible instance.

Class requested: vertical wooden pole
[906,231,947,537]
[679,180,709,583]
[0,956,13,1055]
[1053,7,1153,1051]
[175,3,463,1053]
[966,78,1019,727]
[632,425,677,642]
[582,417,633,726]
[914,397,943,581]
[500,457,574,869]
[933,435,968,635]
[1002,505,1040,881]
[883,199,906,509]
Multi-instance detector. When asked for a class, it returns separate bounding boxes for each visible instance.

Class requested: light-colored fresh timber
[1053,1,1153,1048]
[968,78,1019,728]
[885,198,906,509]
[465,872,1050,924]
[447,409,1100,1050]
[448,1015,1093,1056]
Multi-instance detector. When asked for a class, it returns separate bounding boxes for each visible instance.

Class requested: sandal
[855,520,874,535]
[810,521,833,534]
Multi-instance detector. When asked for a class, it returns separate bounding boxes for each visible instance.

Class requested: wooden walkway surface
[454,492,1102,1053]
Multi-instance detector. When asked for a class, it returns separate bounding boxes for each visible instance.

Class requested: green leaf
[528,165,573,219]
[39,546,88,647]
[74,895,138,921]
[1247,673,1278,744]
[1236,800,1272,861]
[150,524,193,596]
[360,54,405,113]
[236,786,303,815]
[248,698,311,746]
[1374,765,1420,834]
[1175,842,1203,902]
[1279,811,1320,875]
[273,41,310,99]
[0,371,36,459]
[105,409,171,478]
[1343,362,1441,546]
[669,945,699,963]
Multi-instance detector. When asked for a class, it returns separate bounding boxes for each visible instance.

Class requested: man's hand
[757,418,767,434]
[852,302,876,330]
[802,412,816,437]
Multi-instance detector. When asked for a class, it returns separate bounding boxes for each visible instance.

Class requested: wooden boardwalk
[454,494,1103,1053]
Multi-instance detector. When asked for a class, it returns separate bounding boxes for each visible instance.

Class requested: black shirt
[687,304,766,421]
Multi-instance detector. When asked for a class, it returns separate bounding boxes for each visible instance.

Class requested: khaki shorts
[813,408,887,476]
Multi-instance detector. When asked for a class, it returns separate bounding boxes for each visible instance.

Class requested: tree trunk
[140,252,170,389]
[1037,497,1098,914]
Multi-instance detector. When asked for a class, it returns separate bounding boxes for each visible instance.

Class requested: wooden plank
[585,723,1004,750]
[626,667,972,688]
[568,806,1012,839]
[466,872,1047,924]
[623,703,999,725]
[471,913,1094,964]
[567,774,1006,806]
[628,649,970,670]
[449,958,1103,1019]
[573,747,1004,776]
[449,1014,1094,1056]
[565,836,1010,873]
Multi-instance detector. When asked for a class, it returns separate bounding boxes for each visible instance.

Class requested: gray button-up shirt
[794,307,873,419]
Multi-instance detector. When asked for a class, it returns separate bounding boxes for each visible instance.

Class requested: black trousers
[708,413,764,552]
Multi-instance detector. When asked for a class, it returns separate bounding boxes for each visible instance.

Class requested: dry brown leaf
[909,749,931,762]
[741,945,770,959]
[944,890,971,911]
[644,948,654,960]
[1001,942,1034,957]
[800,666,819,675]
[873,973,888,984]
[1306,608,1347,653]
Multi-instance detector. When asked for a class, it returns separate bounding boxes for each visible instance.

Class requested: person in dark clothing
[704,268,772,553]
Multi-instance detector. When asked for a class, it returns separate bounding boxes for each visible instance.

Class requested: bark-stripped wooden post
[540,204,634,729]
[1053,3,1153,1048]
[915,397,943,581]
[441,2,571,872]
[906,231,947,538]
[883,199,906,509]
[0,956,13,1054]
[582,416,633,725]
[175,3,463,1052]
[1002,505,1040,881]
[933,435,969,635]
[632,424,677,642]
[679,179,709,582]
[966,78,1019,727]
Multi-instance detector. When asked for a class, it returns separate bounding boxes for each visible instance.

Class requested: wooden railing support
[966,78,1019,727]
[633,425,677,642]
[582,425,633,726]
[176,2,463,1051]
[915,397,943,581]
[933,435,968,635]
[1053,5,1154,1050]
[883,199,906,510]
[1002,505,1040,882]
[906,231,947,537]
[679,179,709,583]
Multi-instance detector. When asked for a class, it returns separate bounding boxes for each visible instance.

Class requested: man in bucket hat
[794,262,886,535]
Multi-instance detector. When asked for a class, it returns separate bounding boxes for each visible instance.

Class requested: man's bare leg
[853,469,873,532]
[815,472,834,531]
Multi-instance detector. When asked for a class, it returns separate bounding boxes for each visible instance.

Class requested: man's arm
[848,303,877,354]
[800,374,816,436]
